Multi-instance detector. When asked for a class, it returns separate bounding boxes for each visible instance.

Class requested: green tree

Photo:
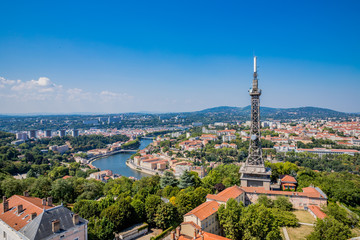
[162,185,180,198]
[178,171,195,189]
[51,178,75,203]
[100,196,134,231]
[88,217,115,240]
[154,203,180,229]
[323,202,359,227]
[26,169,36,178]
[218,198,243,240]
[1,177,23,197]
[145,194,162,225]
[307,217,352,240]
[240,204,281,240]
[273,196,293,211]
[73,200,101,219]
[257,195,274,208]
[30,176,52,198]
[271,208,298,227]
[160,171,178,188]
[131,199,146,222]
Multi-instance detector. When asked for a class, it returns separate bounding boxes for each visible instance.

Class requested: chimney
[171,230,176,240]
[47,197,53,206]
[52,220,60,233]
[176,226,181,238]
[3,196,9,212]
[17,204,23,213]
[23,191,29,197]
[31,212,37,220]
[72,214,79,225]
[201,231,204,240]
[42,198,46,206]
[194,228,197,238]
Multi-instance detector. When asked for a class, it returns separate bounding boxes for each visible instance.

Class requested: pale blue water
[92,139,153,179]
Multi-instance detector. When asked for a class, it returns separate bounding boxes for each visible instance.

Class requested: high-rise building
[16,132,28,141]
[28,130,37,139]
[239,57,271,190]
[59,129,66,137]
[45,130,52,138]
[71,129,79,137]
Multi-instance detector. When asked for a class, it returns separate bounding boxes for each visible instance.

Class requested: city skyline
[1,1,359,114]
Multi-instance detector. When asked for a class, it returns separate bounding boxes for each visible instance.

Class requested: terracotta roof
[206,186,244,203]
[184,201,220,221]
[0,195,53,231]
[281,175,297,183]
[181,221,202,230]
[62,175,72,179]
[240,186,327,199]
[179,231,231,240]
[308,205,327,219]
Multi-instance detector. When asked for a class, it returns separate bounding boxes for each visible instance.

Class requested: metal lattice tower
[247,56,264,167]
[239,56,271,190]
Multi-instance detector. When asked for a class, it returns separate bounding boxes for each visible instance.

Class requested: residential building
[16,132,28,141]
[183,201,221,235]
[280,175,297,191]
[241,186,327,210]
[222,134,236,142]
[49,145,70,154]
[296,148,359,156]
[0,194,88,240]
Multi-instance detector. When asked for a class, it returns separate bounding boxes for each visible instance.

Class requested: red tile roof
[181,221,201,230]
[0,195,53,231]
[281,175,297,183]
[206,186,244,203]
[184,201,220,221]
[241,186,327,199]
[178,231,231,240]
[308,205,327,219]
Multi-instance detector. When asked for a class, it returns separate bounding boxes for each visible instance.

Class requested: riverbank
[88,149,138,168]
[126,160,163,176]
[90,139,154,178]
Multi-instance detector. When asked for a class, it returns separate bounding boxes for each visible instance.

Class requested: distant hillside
[189,105,357,121]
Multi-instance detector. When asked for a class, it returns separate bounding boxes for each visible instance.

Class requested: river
[92,139,153,179]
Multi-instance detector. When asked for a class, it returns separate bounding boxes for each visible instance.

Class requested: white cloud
[99,90,134,101]
[0,76,134,113]
[0,77,16,88]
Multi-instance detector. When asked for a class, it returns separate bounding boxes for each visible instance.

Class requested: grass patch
[293,210,315,224]
[287,225,314,240]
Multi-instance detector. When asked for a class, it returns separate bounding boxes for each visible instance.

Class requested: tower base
[239,165,271,190]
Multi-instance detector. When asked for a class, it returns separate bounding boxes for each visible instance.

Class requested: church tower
[239,57,271,190]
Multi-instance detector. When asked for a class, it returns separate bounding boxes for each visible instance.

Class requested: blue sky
[0,0,359,114]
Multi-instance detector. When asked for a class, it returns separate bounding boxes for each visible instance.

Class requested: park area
[285,210,315,240]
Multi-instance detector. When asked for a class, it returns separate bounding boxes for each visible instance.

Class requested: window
[3,231,7,240]
[74,238,79,240]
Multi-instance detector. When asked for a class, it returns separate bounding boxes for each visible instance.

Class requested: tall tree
[240,204,281,240]
[88,217,115,240]
[100,196,135,231]
[218,198,243,240]
[178,170,195,189]
[307,217,352,240]
[145,194,162,225]
[160,171,178,188]
[154,203,180,229]
[131,199,146,222]
[273,196,293,211]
